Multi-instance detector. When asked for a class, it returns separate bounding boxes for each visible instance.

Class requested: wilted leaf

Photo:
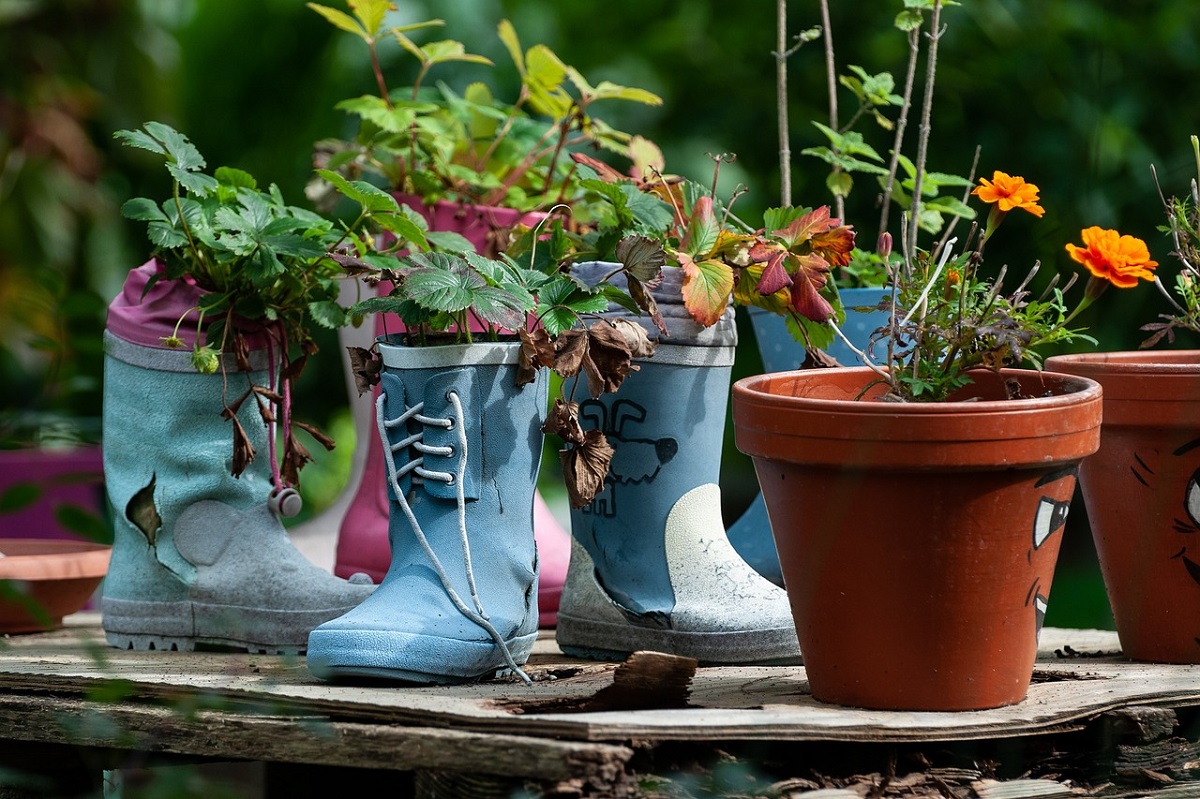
[615,235,666,285]
[517,328,554,386]
[282,435,314,487]
[552,329,589,378]
[294,419,336,451]
[542,397,584,445]
[347,346,381,395]
[583,321,637,397]
[561,429,614,508]
[125,475,161,546]
[229,414,257,478]
[627,278,668,336]
[608,318,655,359]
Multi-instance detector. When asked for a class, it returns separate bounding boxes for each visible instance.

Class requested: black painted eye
[1033,496,1070,549]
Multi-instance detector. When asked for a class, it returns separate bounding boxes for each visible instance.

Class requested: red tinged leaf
[789,252,836,323]
[681,195,719,258]
[772,205,835,248]
[679,253,734,328]
[754,250,792,296]
[811,221,857,268]
[570,151,628,183]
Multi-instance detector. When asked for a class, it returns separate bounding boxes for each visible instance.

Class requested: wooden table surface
[1,617,1198,796]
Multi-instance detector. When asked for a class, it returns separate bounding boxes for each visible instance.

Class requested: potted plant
[1045,135,1200,664]
[732,2,1155,711]
[493,151,851,665]
[304,203,659,684]
[99,121,440,653]
[305,1,664,626]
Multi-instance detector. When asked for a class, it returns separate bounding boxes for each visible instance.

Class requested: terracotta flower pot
[0,539,111,633]
[732,367,1102,710]
[1045,351,1200,663]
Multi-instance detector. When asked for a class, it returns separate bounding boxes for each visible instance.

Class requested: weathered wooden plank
[0,691,632,782]
[4,618,1198,747]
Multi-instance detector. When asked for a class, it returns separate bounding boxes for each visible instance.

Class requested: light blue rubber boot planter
[727,287,891,585]
[307,339,545,683]
[556,266,800,664]
[101,333,376,654]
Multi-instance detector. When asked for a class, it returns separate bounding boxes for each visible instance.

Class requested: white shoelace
[377,392,532,685]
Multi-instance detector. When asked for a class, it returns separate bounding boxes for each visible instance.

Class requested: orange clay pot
[732,367,1102,711]
[1046,351,1200,663]
[0,539,111,633]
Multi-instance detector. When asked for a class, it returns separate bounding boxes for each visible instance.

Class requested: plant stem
[907,0,944,263]
[370,39,391,108]
[776,0,791,207]
[878,27,921,242]
[819,0,842,220]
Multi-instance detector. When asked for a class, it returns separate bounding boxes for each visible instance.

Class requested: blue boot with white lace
[306,338,545,683]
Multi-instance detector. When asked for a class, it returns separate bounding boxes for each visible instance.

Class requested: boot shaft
[377,339,547,603]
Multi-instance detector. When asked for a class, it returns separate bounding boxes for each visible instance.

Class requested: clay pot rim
[1045,350,1200,376]
[733,366,1101,416]
[0,539,112,581]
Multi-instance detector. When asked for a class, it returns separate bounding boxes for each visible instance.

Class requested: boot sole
[102,597,360,655]
[306,628,538,684]
[556,612,804,665]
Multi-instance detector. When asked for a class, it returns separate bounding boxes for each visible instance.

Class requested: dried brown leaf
[561,429,614,508]
[293,419,336,451]
[229,414,256,478]
[542,397,584,445]
[518,328,556,387]
[552,329,589,378]
[346,346,381,396]
[583,321,637,397]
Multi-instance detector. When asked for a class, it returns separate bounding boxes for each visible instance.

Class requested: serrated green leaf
[371,211,430,250]
[763,207,810,232]
[144,121,205,172]
[315,168,400,213]
[497,19,524,75]
[421,39,493,68]
[265,234,328,259]
[895,9,924,31]
[113,128,167,156]
[147,221,189,249]
[925,195,976,219]
[470,286,529,330]
[168,164,219,197]
[120,197,169,222]
[406,259,483,313]
[308,299,347,329]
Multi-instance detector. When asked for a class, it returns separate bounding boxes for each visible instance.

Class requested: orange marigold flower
[1065,226,1158,289]
[972,171,1045,217]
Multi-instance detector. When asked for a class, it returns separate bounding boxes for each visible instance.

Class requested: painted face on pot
[1025,465,1079,639]
[1168,439,1200,599]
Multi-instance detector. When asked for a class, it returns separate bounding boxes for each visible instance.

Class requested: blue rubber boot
[556,266,800,664]
[101,333,376,654]
[307,340,545,683]
[727,288,890,584]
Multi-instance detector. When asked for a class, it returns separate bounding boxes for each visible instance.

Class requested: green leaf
[0,482,41,513]
[113,128,167,156]
[144,121,205,172]
[308,300,347,329]
[315,168,400,213]
[406,256,483,313]
[827,171,854,198]
[925,195,977,220]
[471,286,530,330]
[371,211,431,251]
[53,504,110,543]
[215,166,257,190]
[497,19,525,75]
[895,9,924,31]
[425,229,475,254]
[168,163,219,197]
[421,39,493,68]
[589,81,663,106]
[147,220,189,249]
[120,197,169,222]
[307,2,369,39]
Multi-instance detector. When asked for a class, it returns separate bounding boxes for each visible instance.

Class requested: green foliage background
[6,0,1200,627]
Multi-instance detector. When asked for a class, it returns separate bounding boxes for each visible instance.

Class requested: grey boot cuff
[104,330,272,373]
[571,261,737,350]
